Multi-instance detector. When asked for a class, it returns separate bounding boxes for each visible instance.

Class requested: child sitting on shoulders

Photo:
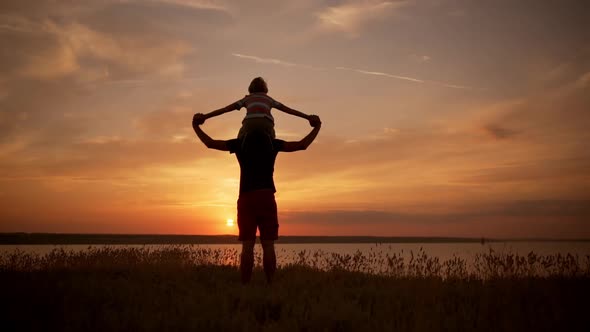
[198,77,312,139]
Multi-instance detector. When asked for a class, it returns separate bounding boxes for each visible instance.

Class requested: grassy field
[1,246,588,331]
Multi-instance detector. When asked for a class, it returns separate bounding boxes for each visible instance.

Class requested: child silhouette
[197,77,312,138]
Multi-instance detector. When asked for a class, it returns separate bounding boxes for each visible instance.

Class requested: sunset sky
[1,0,589,238]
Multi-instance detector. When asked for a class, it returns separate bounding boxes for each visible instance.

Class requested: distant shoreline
[1,233,588,245]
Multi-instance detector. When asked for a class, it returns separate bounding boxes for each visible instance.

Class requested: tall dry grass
[1,246,588,331]
[2,245,588,279]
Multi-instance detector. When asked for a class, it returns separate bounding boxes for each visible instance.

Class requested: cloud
[337,65,480,91]
[17,32,80,80]
[409,54,431,63]
[232,53,297,67]
[337,67,424,83]
[1,1,204,83]
[0,137,202,179]
[280,199,590,237]
[455,157,590,184]
[0,80,7,101]
[0,14,42,33]
[577,71,590,86]
[118,0,229,12]
[492,200,590,218]
[134,106,195,137]
[481,124,519,140]
[477,68,590,141]
[0,0,229,17]
[21,21,192,80]
[283,209,443,226]
[232,54,477,89]
[231,53,326,70]
[283,199,590,225]
[315,1,406,36]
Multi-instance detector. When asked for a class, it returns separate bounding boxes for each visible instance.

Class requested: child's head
[248,77,268,94]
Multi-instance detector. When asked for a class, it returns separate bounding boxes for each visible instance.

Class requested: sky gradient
[1,0,589,237]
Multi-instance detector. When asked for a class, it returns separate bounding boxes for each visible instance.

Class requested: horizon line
[1,232,588,244]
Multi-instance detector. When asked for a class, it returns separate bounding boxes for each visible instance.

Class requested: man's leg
[261,240,276,284]
[257,190,278,284]
[240,240,255,284]
[238,191,258,284]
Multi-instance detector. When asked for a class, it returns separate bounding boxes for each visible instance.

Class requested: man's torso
[228,137,285,194]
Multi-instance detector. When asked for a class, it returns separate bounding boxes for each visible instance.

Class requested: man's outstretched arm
[192,113,230,151]
[281,115,321,152]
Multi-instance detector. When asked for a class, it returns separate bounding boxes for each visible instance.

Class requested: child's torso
[243,93,276,115]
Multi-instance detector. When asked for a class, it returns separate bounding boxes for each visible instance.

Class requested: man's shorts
[237,189,278,241]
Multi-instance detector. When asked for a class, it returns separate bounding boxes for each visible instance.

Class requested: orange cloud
[315,1,405,37]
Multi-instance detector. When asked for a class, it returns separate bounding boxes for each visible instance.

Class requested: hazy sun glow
[226,219,234,227]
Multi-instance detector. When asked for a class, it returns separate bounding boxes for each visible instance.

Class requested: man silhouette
[192,113,321,284]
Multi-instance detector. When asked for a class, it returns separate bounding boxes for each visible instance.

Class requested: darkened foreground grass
[1,247,589,332]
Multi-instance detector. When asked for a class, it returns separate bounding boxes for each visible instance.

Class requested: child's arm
[274,103,310,120]
[203,100,242,120]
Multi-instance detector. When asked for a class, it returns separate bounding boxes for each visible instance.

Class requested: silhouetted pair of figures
[192,78,321,284]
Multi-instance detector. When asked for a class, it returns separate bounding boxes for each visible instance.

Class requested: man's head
[248,77,268,94]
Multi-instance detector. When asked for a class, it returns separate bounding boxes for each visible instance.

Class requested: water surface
[2,241,589,265]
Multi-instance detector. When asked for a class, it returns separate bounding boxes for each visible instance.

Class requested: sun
[226,218,234,227]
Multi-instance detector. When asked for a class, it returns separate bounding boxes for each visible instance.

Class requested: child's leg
[238,125,247,139]
[240,118,275,138]
[267,126,276,139]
